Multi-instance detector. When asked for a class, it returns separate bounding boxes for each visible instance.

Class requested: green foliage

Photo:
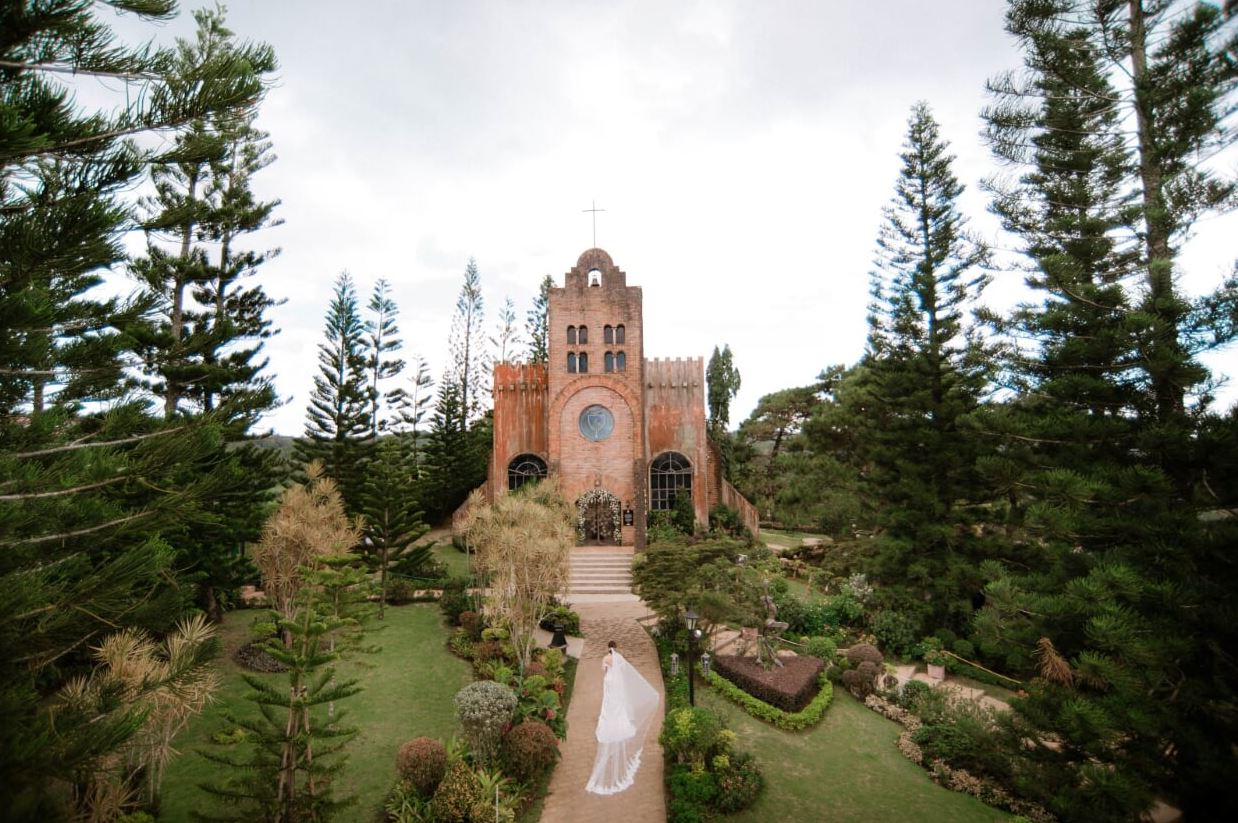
[453,680,517,767]
[704,669,834,731]
[396,737,447,798]
[708,504,742,536]
[360,435,430,617]
[706,343,742,438]
[870,610,920,657]
[295,272,372,514]
[712,749,764,813]
[439,578,473,623]
[538,605,581,636]
[803,635,838,663]
[660,706,726,768]
[524,274,554,365]
[430,760,481,823]
[493,669,564,737]
[501,719,559,783]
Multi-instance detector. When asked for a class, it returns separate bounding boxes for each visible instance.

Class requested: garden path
[539,599,667,823]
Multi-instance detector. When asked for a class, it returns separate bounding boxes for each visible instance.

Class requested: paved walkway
[539,599,666,823]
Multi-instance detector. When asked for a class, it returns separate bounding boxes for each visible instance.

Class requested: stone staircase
[566,547,637,602]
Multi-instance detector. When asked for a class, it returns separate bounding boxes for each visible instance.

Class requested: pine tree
[446,258,489,423]
[706,344,741,437]
[419,382,489,524]
[360,437,429,618]
[0,1,276,813]
[856,102,992,633]
[973,3,1238,817]
[491,296,523,364]
[296,273,371,515]
[524,274,554,365]
[395,354,435,477]
[364,278,405,436]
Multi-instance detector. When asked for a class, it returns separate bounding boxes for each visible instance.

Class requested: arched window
[567,325,577,345]
[578,325,588,344]
[616,351,626,371]
[615,324,625,344]
[578,352,589,373]
[604,325,614,344]
[567,352,577,373]
[508,454,547,491]
[650,452,692,511]
[604,351,614,373]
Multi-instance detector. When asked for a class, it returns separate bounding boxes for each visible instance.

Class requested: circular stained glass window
[578,404,614,442]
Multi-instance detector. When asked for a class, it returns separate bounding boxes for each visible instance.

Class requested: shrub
[952,638,976,660]
[803,635,837,663]
[898,678,932,708]
[385,577,421,605]
[845,643,884,668]
[446,629,475,660]
[431,760,481,823]
[454,680,518,766]
[384,779,433,823]
[457,610,483,640]
[709,504,742,536]
[705,668,834,731]
[843,660,883,698]
[713,750,764,813]
[396,736,447,797]
[912,701,1008,778]
[439,587,472,623]
[539,647,565,679]
[502,719,559,782]
[538,604,581,636]
[712,654,825,713]
[869,610,919,657]
[668,764,718,806]
[660,706,725,767]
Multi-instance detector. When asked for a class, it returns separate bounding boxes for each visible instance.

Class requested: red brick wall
[489,363,549,499]
[644,357,709,527]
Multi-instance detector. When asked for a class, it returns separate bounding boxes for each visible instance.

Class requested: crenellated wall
[644,357,709,526]
[489,362,549,500]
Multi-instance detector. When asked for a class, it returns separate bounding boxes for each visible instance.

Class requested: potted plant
[921,637,948,680]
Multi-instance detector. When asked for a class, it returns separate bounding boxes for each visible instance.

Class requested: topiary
[396,736,447,797]
[845,642,884,668]
[431,759,482,823]
[502,719,559,782]
[842,660,883,698]
[454,680,518,766]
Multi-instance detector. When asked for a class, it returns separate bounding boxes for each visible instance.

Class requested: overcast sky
[106,1,1238,434]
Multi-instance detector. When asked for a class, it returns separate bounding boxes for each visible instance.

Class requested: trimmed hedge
[704,667,834,731]
[712,654,825,712]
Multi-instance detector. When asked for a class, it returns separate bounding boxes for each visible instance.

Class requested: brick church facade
[487,248,758,550]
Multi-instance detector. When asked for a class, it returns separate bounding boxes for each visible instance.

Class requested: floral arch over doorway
[576,488,622,544]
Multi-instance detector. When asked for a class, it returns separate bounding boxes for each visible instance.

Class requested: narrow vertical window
[604,351,614,373]
[579,325,588,344]
[616,351,626,371]
[578,352,589,373]
[567,325,577,345]
[615,324,625,344]
[604,325,614,344]
[567,352,577,373]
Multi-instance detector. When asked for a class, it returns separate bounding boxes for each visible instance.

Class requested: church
[487,248,758,550]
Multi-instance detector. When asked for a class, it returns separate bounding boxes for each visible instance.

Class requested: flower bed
[712,653,825,712]
[704,667,834,731]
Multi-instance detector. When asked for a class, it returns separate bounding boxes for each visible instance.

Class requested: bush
[668,764,718,806]
[713,750,764,813]
[803,635,837,662]
[712,654,825,713]
[845,642,884,668]
[431,760,481,823]
[458,610,483,640]
[538,605,581,636]
[660,706,725,767]
[502,719,559,782]
[397,736,447,797]
[453,680,517,766]
[869,610,919,657]
[898,678,932,708]
[446,629,475,660]
[842,660,883,698]
[709,504,742,536]
[912,701,1009,778]
[439,583,472,623]
[385,577,421,605]
[705,668,834,731]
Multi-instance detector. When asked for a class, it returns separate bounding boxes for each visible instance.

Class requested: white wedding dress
[585,649,660,795]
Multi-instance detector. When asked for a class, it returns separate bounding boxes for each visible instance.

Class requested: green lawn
[160,603,473,821]
[699,687,1010,823]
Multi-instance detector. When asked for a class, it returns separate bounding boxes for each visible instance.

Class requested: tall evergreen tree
[856,102,992,633]
[706,344,741,438]
[395,354,435,477]
[296,273,370,514]
[491,295,522,363]
[445,258,489,423]
[419,382,489,524]
[360,437,429,618]
[0,0,275,814]
[524,274,554,365]
[364,278,405,436]
[974,3,1238,818]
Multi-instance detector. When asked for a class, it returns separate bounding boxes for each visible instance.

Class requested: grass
[160,603,473,821]
[699,687,1011,822]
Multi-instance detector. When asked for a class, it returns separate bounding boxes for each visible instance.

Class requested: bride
[585,640,660,795]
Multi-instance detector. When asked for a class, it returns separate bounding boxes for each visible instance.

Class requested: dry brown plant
[253,461,363,626]
[464,483,574,670]
[1035,636,1074,687]
[57,614,220,821]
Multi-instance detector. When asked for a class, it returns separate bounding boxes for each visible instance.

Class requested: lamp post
[685,607,701,707]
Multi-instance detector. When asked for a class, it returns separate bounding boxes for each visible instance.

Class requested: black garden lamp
[684,607,701,706]
[549,622,568,651]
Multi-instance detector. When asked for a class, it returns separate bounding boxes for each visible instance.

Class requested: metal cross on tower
[582,200,606,248]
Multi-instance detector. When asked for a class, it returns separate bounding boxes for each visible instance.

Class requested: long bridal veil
[585,650,660,795]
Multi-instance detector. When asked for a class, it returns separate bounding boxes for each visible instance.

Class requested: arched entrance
[576,488,621,545]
